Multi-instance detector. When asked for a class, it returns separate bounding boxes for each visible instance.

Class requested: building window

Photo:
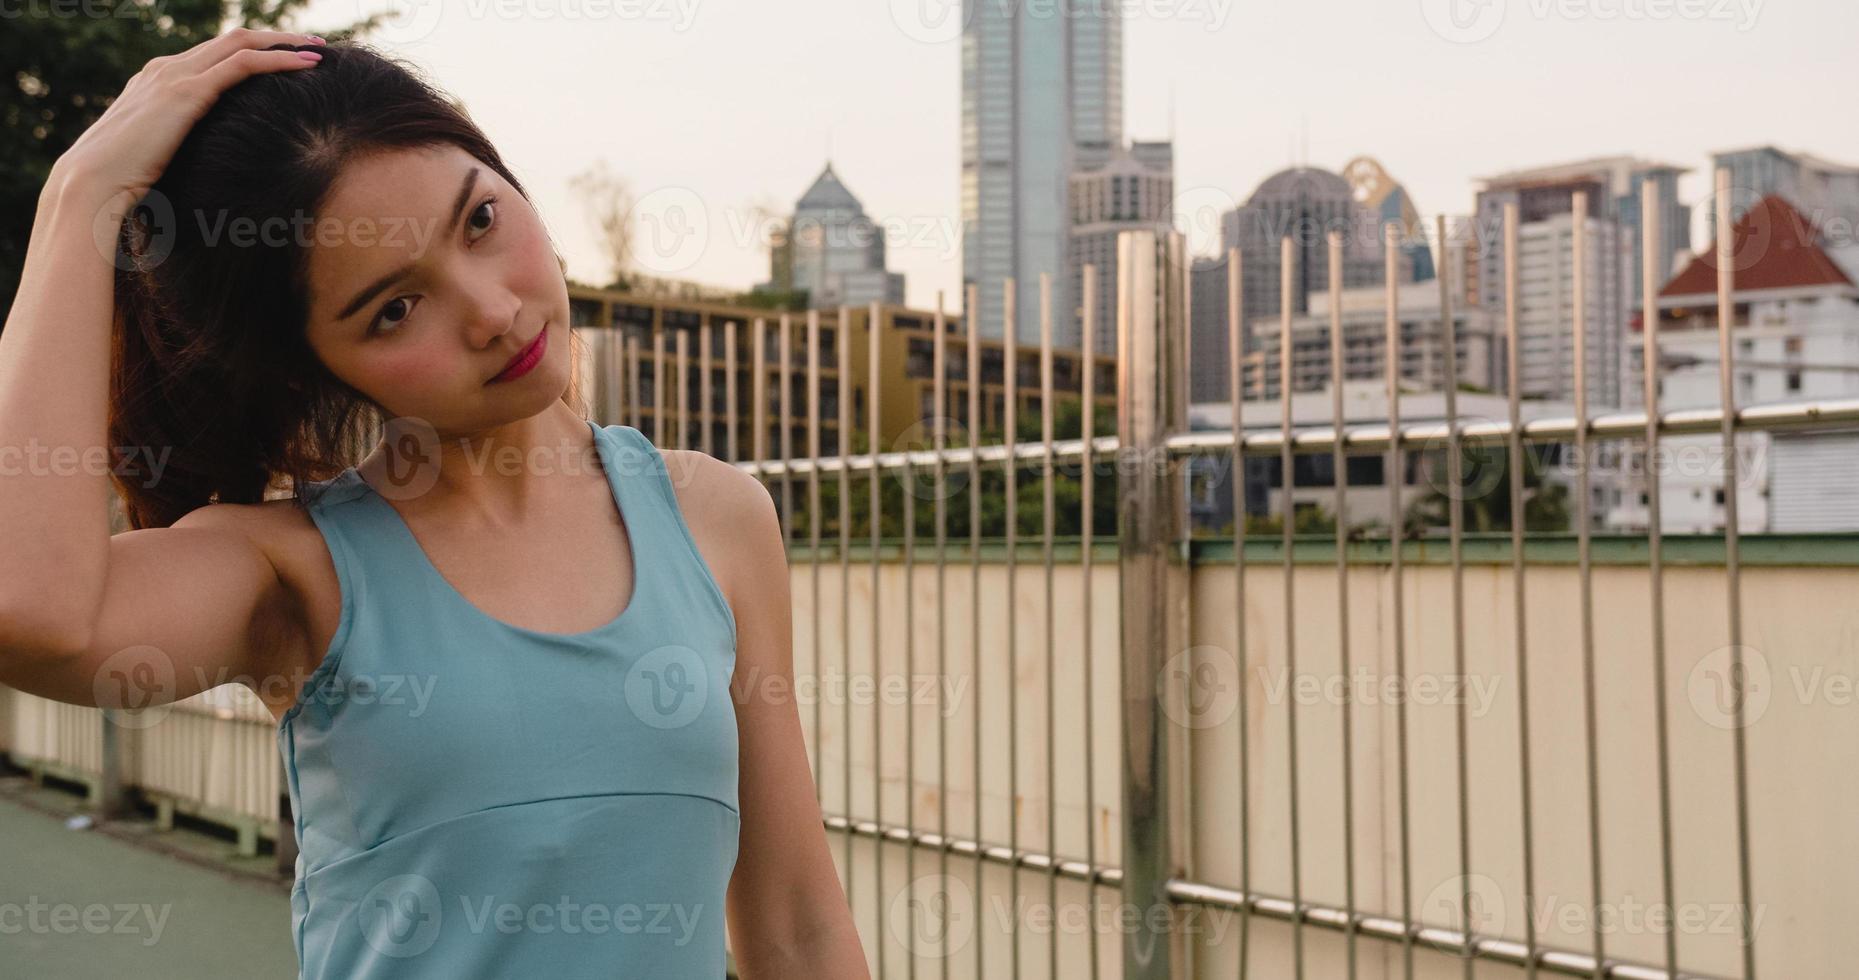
[906,338,934,379]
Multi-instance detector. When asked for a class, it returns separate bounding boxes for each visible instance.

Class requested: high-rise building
[1069,140,1173,355]
[760,163,903,311]
[1189,255,1235,402]
[1473,156,1689,407]
[1221,165,1396,347]
[1709,146,1859,243]
[1511,211,1630,406]
[1473,155,1690,311]
[962,0,1121,345]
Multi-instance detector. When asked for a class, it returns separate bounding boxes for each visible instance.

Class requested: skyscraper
[760,163,904,311]
[1472,156,1688,407]
[1473,155,1690,311]
[962,0,1121,345]
[1070,140,1173,355]
[1222,165,1391,342]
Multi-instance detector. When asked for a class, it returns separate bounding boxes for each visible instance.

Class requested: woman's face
[303,144,571,435]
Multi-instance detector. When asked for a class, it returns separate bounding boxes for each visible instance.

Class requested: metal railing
[571,165,1840,980]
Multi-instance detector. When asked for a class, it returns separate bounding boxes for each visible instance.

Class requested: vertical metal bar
[1002,278,1021,980]
[1437,214,1473,980]
[1714,165,1757,980]
[626,334,641,432]
[1228,245,1251,980]
[840,306,855,922]
[781,313,795,545]
[1641,188,1680,979]
[1116,229,1177,980]
[931,291,951,980]
[700,316,714,456]
[1080,266,1101,980]
[727,319,740,463]
[868,300,885,978]
[653,325,666,446]
[1382,224,1412,980]
[1040,272,1058,980]
[1278,234,1305,980]
[602,323,620,424]
[1502,201,1539,979]
[752,318,767,464]
[809,310,823,811]
[1326,230,1358,980]
[1571,190,1605,980]
[966,282,984,980]
[676,328,691,451]
[903,304,918,980]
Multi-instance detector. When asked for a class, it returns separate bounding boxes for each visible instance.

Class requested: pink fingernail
[308,35,326,44]
[297,50,323,62]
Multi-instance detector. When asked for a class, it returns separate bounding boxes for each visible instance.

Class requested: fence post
[1117,228,1191,978]
[98,711,123,818]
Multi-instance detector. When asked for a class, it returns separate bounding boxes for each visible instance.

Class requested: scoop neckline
[353,418,645,641]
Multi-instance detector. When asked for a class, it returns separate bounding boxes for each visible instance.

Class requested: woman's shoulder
[654,447,782,611]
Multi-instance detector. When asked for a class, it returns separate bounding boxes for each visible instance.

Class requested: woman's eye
[370,296,415,336]
[467,198,496,239]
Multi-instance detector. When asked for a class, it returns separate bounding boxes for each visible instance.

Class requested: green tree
[1,0,379,328]
[1405,442,1571,534]
[779,395,1120,544]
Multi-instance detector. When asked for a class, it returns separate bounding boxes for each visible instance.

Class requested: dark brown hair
[109,39,582,530]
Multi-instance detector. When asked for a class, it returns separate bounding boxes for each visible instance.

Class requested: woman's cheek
[372,340,454,398]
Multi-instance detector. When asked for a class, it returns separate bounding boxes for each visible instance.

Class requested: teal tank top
[276,419,740,979]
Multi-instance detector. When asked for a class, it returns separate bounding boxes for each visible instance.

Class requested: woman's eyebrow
[332,166,482,323]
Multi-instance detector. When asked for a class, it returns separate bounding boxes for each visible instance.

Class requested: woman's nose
[463,289,522,348]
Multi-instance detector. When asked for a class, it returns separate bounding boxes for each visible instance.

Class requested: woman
[0,29,867,979]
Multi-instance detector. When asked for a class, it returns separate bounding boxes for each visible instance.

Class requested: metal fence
[574,166,1855,979]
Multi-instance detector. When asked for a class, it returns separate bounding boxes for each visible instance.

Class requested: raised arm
[0,30,328,709]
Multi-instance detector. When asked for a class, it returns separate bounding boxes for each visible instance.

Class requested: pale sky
[299,0,1859,310]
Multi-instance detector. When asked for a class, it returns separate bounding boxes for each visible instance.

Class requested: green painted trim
[784,533,1859,567]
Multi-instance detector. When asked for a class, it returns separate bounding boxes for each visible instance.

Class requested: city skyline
[297,0,1859,310]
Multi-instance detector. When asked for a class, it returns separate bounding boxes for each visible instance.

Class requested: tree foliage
[0,0,378,328]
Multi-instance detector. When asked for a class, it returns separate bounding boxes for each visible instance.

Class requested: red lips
[489,326,547,384]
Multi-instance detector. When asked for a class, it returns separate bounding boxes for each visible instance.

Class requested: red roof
[1659,195,1854,298]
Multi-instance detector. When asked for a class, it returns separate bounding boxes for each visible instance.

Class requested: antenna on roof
[1167,81,1176,143]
